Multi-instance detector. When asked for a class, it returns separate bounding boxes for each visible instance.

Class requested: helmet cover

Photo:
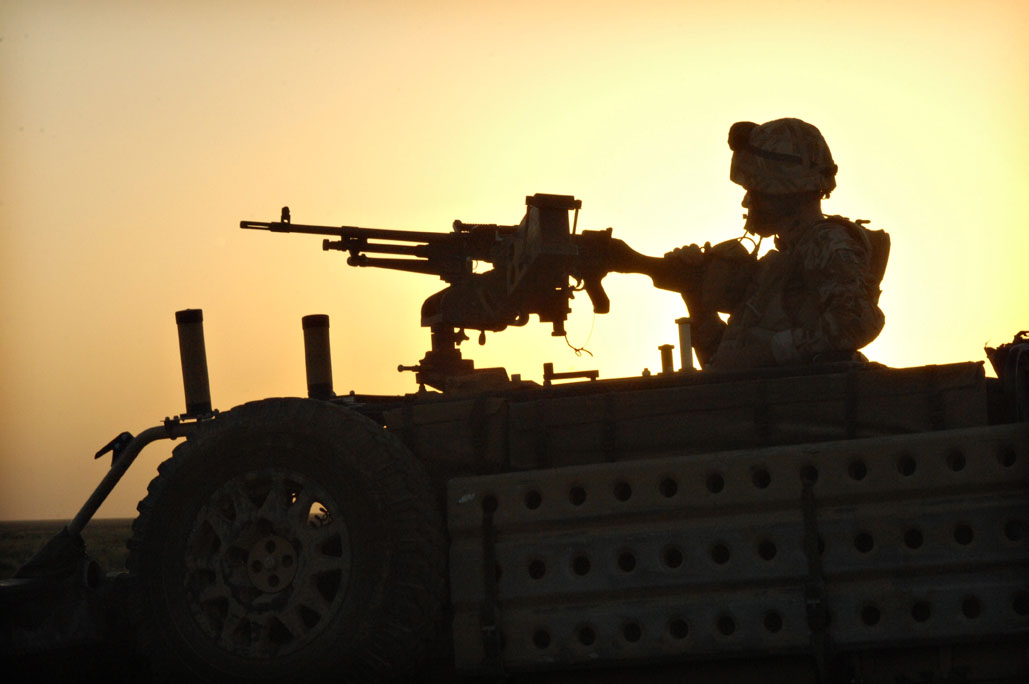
[729,118,838,195]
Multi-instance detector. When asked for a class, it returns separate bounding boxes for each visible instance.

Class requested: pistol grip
[584,277,610,315]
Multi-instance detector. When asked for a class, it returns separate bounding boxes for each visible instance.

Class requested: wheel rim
[181,467,351,658]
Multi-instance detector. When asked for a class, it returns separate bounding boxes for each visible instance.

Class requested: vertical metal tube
[676,317,695,371]
[543,362,555,387]
[659,344,675,374]
[175,309,212,416]
[302,314,334,399]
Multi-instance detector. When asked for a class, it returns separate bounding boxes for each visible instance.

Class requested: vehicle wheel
[127,398,446,683]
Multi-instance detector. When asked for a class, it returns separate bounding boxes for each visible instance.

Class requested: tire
[127,398,447,683]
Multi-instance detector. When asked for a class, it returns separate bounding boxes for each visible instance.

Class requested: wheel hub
[246,534,298,593]
[182,468,351,658]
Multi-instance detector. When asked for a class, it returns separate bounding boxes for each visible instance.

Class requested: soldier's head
[728,118,837,237]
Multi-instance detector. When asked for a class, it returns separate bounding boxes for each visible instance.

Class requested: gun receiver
[242,194,618,391]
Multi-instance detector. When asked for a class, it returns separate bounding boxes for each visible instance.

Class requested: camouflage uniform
[691,118,887,368]
[697,215,886,368]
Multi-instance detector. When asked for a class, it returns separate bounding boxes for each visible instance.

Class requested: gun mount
[242,193,616,391]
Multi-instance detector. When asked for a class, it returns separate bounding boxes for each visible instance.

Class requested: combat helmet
[728,118,838,197]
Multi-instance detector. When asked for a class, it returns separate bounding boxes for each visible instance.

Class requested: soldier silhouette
[610,118,889,370]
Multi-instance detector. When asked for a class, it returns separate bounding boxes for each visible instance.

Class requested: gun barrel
[326,241,427,257]
[347,255,459,277]
[240,220,457,244]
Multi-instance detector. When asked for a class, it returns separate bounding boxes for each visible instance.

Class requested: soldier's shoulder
[799,218,855,250]
[801,215,891,282]
[811,215,880,251]
[794,216,869,269]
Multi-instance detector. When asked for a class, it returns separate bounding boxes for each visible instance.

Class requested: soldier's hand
[664,243,706,267]
[707,238,754,262]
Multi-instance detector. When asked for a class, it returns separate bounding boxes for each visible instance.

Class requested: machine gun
[241,193,619,391]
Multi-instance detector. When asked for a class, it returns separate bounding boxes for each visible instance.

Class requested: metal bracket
[542,362,599,387]
[93,431,134,467]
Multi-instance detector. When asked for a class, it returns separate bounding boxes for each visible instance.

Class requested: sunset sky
[1,0,1026,521]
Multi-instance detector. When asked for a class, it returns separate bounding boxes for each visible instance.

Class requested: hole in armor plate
[854,532,874,554]
[622,621,642,643]
[848,459,868,481]
[962,596,982,619]
[668,618,689,640]
[861,604,881,626]
[618,551,636,573]
[524,490,542,510]
[528,559,546,580]
[904,528,924,550]
[662,546,684,569]
[659,477,678,498]
[569,485,587,506]
[947,449,966,472]
[717,614,736,636]
[758,540,777,561]
[800,465,819,485]
[997,444,1017,468]
[911,601,932,623]
[1004,519,1024,542]
[752,467,771,489]
[896,454,917,477]
[764,611,783,633]
[706,472,724,494]
[954,523,974,545]
[1013,591,1029,616]
[572,554,591,576]
[482,494,498,513]
[710,543,731,565]
[613,480,632,502]
[533,629,551,649]
[577,625,595,646]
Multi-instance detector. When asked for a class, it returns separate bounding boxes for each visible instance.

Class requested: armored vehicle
[3,195,1027,682]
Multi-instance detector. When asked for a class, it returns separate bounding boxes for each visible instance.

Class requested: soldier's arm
[684,306,727,367]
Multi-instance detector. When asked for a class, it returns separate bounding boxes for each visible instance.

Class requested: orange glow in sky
[1,0,1026,520]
